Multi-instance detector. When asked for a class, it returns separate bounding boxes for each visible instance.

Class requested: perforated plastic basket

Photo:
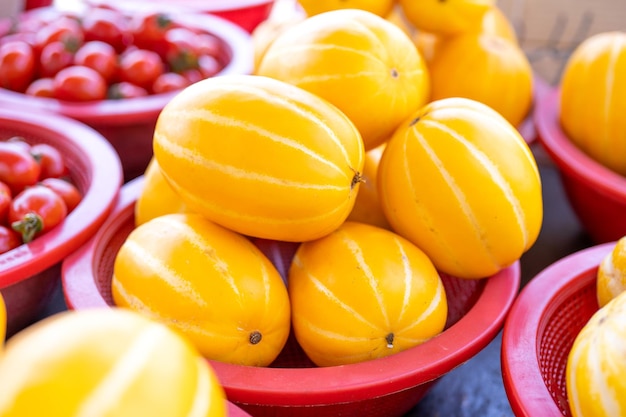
[63,176,521,417]
[501,243,612,416]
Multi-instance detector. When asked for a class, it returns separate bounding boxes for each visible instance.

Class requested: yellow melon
[153,74,365,242]
[297,0,396,17]
[398,0,495,36]
[597,236,626,307]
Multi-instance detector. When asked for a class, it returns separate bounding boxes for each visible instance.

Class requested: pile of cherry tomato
[0,137,82,254]
[0,6,227,101]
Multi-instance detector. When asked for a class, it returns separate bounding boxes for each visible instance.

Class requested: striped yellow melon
[112,213,291,367]
[566,289,626,417]
[398,0,495,36]
[297,0,396,17]
[0,308,226,417]
[378,97,543,279]
[135,157,190,227]
[256,8,430,151]
[153,74,365,242]
[597,236,626,307]
[559,31,626,176]
[428,33,533,127]
[288,221,447,367]
[0,293,5,346]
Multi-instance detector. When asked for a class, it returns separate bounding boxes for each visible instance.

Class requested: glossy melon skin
[0,309,227,417]
[566,290,626,417]
[288,221,448,367]
[0,294,5,346]
[378,97,542,279]
[113,213,292,367]
[257,9,430,151]
[153,74,365,242]
[298,0,396,17]
[559,31,626,176]
[398,0,495,36]
[597,236,626,307]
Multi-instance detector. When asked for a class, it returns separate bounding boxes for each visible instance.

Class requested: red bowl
[0,107,122,338]
[501,242,611,417]
[534,88,626,243]
[517,74,552,145]
[62,176,521,417]
[84,0,275,33]
[227,401,253,417]
[0,6,253,182]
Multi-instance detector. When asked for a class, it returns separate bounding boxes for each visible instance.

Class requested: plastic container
[0,6,254,182]
[0,106,122,338]
[501,242,612,417]
[62,176,521,417]
[84,0,275,33]
[534,88,626,243]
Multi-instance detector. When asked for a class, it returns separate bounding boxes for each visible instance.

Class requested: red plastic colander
[0,106,122,337]
[62,176,521,417]
[501,242,613,416]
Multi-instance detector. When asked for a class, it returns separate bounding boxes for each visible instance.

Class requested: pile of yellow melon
[114,0,542,372]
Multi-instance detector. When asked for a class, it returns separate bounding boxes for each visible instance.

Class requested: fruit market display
[0,136,81,252]
[0,5,227,100]
[559,31,626,176]
[0,308,227,416]
[596,236,626,307]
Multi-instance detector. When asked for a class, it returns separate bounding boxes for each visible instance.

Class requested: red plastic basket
[62,176,521,417]
[0,107,122,338]
[534,88,626,244]
[501,242,612,417]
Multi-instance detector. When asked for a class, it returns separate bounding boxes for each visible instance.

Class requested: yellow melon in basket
[135,157,190,226]
[0,308,227,417]
[597,236,626,307]
[251,12,306,73]
[345,143,391,230]
[378,97,542,279]
[153,74,364,242]
[428,32,533,127]
[297,0,395,17]
[288,221,447,367]
[112,213,291,367]
[398,0,495,36]
[559,31,626,176]
[566,289,626,417]
[256,8,430,151]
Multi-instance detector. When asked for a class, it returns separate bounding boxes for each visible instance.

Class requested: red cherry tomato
[0,181,11,225]
[25,77,55,98]
[74,40,118,82]
[152,71,190,94]
[35,17,84,53]
[38,40,75,78]
[198,54,222,78]
[164,27,201,73]
[131,12,176,57]
[197,33,222,57]
[52,65,107,102]
[81,7,131,53]
[39,177,82,212]
[107,81,148,99]
[118,49,165,90]
[0,143,41,195]
[3,136,31,152]
[0,40,36,92]
[9,185,67,243]
[30,143,69,180]
[0,225,21,254]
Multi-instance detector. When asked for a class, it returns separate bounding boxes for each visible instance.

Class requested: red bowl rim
[0,107,123,288]
[63,176,521,407]
[0,8,253,125]
[534,88,626,198]
[501,242,613,417]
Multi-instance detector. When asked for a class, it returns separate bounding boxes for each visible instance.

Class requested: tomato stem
[11,212,44,244]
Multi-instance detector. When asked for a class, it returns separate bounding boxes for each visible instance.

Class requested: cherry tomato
[9,185,67,243]
[0,143,41,195]
[40,177,81,212]
[107,82,148,99]
[0,40,36,92]
[81,7,131,53]
[0,225,21,254]
[198,54,222,78]
[25,77,55,98]
[152,71,190,94]
[3,136,31,152]
[180,68,203,85]
[164,27,201,73]
[131,12,176,57]
[38,40,75,78]
[118,49,165,90]
[0,32,37,49]
[35,16,84,54]
[30,143,69,179]
[73,40,118,82]
[0,181,11,225]
[52,65,107,102]
[197,33,222,57]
